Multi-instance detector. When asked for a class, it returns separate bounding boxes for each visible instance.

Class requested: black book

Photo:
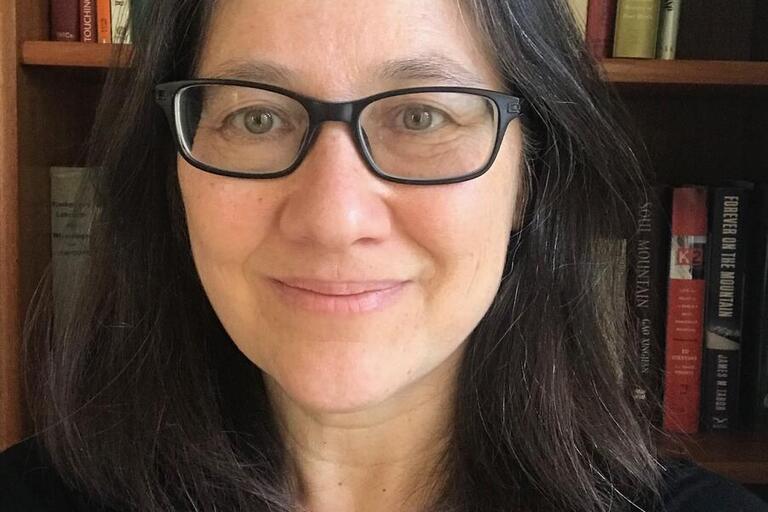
[626,185,670,423]
[701,185,752,431]
[742,183,768,430]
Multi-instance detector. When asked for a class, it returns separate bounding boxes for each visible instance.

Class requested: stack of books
[627,183,768,434]
[567,0,682,59]
[50,0,133,44]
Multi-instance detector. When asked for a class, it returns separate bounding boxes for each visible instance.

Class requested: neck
[264,359,458,512]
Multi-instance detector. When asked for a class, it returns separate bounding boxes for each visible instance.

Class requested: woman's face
[179,0,523,413]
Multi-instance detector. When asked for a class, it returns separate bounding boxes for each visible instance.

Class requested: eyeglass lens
[176,84,500,180]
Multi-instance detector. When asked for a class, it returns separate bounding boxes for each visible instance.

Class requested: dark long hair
[24,0,662,510]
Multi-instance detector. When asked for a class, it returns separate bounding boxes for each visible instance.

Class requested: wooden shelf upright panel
[0,0,23,450]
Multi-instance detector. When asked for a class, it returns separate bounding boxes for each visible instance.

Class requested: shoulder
[661,458,768,512]
[0,437,99,512]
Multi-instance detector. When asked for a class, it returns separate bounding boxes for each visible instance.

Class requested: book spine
[111,0,132,44]
[701,186,751,431]
[80,0,96,43]
[742,185,768,430]
[50,167,96,340]
[662,186,708,433]
[50,0,80,41]
[97,0,111,43]
[656,0,682,59]
[587,0,618,58]
[129,0,143,40]
[627,186,670,422]
[567,0,589,38]
[613,0,662,58]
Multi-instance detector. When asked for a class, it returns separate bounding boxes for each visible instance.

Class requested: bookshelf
[601,58,768,86]
[662,433,768,484]
[2,0,768,487]
[21,40,125,68]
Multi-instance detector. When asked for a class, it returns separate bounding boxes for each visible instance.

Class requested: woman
[2,0,766,511]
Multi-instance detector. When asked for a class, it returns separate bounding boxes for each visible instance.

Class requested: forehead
[197,0,502,96]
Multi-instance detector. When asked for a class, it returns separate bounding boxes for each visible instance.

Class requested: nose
[277,123,392,251]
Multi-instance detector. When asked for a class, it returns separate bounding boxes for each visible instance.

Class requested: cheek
[408,134,521,273]
[404,148,520,329]
[178,161,274,264]
[177,161,284,336]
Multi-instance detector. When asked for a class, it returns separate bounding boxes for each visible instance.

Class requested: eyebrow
[377,54,488,87]
[202,53,489,89]
[204,60,298,83]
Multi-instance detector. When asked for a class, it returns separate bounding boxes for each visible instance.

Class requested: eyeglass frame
[154,79,524,186]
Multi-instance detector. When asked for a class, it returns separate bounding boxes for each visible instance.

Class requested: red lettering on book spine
[97,0,111,43]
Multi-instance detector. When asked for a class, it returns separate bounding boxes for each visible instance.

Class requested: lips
[275,278,405,295]
[269,278,408,314]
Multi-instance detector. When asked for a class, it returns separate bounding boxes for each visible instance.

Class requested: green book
[613,0,662,58]
[656,0,682,60]
[50,167,97,340]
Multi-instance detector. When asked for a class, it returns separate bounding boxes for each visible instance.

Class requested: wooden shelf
[20,42,768,88]
[660,432,768,484]
[21,41,130,68]
[600,58,768,86]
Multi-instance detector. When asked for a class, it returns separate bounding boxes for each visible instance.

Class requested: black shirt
[1,438,767,511]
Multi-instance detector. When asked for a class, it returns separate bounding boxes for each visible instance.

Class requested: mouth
[269,278,408,314]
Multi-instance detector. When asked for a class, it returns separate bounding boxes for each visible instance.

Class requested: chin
[262,341,426,415]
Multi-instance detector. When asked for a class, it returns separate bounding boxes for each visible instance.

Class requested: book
[111,0,132,44]
[567,0,589,37]
[656,0,682,59]
[626,186,670,423]
[50,167,97,340]
[129,0,146,39]
[701,185,751,431]
[662,186,708,433]
[80,0,97,43]
[97,0,111,43]
[742,184,768,430]
[586,0,618,58]
[51,0,79,41]
[613,0,661,58]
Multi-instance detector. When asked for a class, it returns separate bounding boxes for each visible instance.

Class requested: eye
[401,106,447,131]
[226,107,284,135]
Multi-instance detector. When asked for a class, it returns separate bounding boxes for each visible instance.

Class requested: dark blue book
[742,184,768,430]
[701,184,752,431]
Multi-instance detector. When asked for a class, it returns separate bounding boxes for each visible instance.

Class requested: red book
[586,0,617,59]
[97,0,111,43]
[80,0,96,43]
[663,187,708,433]
[50,0,79,41]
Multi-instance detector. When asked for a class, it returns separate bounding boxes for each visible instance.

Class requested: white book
[111,0,132,44]
[567,0,589,37]
[50,167,97,339]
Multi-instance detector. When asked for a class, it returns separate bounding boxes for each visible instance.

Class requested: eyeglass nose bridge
[307,101,357,124]
[299,100,371,171]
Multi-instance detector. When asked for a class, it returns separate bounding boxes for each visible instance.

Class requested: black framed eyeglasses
[154,79,523,185]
